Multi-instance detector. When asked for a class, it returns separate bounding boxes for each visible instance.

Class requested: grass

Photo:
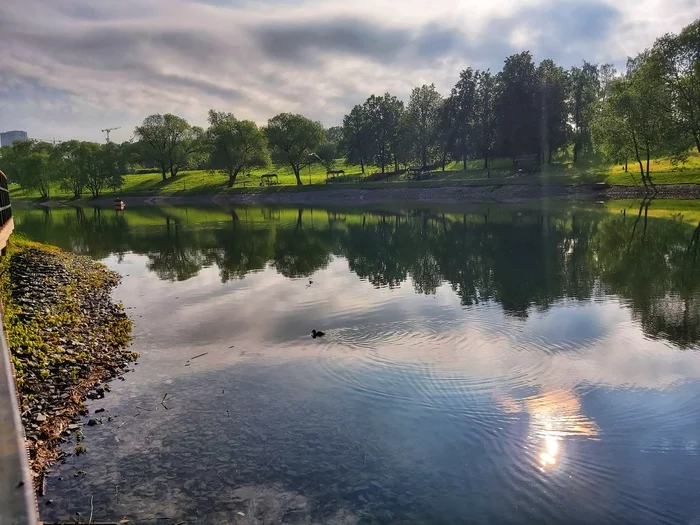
[9,151,700,201]
[605,199,700,224]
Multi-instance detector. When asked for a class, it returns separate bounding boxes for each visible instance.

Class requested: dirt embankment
[32,183,700,209]
[1,242,136,485]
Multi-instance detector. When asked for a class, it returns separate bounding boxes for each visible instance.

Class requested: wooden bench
[326,170,345,183]
[259,173,279,186]
[513,155,540,173]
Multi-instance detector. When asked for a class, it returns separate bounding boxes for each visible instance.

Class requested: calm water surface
[16,203,700,524]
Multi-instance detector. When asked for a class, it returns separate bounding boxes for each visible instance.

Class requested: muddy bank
[25,183,700,209]
[0,241,135,484]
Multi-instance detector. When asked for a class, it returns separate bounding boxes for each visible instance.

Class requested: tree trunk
[360,158,365,174]
[161,165,167,181]
[483,156,488,170]
[394,157,398,172]
[694,130,700,155]
[624,157,628,172]
[548,145,553,164]
[463,156,467,171]
[573,142,579,164]
[227,169,239,188]
[293,166,303,185]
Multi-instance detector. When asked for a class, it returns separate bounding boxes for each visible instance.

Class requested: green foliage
[265,113,325,185]
[570,61,600,163]
[206,110,269,187]
[496,51,540,160]
[652,20,700,154]
[341,104,373,173]
[135,113,199,181]
[405,84,443,166]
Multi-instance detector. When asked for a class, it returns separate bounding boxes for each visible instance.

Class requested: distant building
[0,131,29,147]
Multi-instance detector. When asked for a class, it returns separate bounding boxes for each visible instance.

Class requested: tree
[206,110,269,187]
[652,20,700,154]
[73,142,105,198]
[447,68,479,170]
[537,59,569,164]
[363,93,404,173]
[406,84,442,166]
[265,113,325,185]
[54,140,86,198]
[496,51,540,162]
[474,70,498,170]
[570,61,599,163]
[135,114,193,181]
[2,140,54,199]
[169,125,205,178]
[341,104,373,173]
[325,126,343,146]
[597,54,674,191]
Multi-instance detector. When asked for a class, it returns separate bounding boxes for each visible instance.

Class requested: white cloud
[0,0,697,142]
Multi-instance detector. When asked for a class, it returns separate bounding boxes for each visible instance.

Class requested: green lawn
[9,151,700,201]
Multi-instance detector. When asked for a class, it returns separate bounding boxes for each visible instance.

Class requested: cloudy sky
[0,0,697,143]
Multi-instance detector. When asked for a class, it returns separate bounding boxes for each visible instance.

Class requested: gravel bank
[1,242,135,484]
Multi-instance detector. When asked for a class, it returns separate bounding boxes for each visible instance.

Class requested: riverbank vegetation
[0,236,135,479]
[1,20,698,199]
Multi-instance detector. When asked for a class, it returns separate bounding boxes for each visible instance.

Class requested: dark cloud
[484,0,623,65]
[255,16,467,66]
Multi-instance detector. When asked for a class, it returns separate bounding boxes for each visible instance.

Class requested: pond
[15,202,700,524]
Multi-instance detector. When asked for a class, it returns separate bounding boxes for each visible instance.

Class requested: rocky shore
[0,240,136,484]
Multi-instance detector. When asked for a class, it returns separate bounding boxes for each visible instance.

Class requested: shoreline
[16,183,700,208]
[0,240,136,485]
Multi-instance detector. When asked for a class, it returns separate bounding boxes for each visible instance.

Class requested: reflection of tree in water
[14,204,700,347]
[271,209,336,278]
[140,217,213,282]
[595,206,700,348]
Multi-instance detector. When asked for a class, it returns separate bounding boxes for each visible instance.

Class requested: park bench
[259,173,279,186]
[513,155,541,173]
[326,169,345,183]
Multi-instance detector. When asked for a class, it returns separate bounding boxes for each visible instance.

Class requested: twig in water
[187,352,208,361]
[89,495,94,524]
[162,393,168,403]
[117,413,140,429]
[226,409,230,418]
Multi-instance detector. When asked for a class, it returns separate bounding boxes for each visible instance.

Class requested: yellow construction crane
[101,127,121,142]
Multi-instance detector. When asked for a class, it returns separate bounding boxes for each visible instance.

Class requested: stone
[87,418,98,426]
[35,413,47,423]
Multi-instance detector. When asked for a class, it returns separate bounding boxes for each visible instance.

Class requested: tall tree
[596,54,674,190]
[341,104,373,173]
[206,110,269,187]
[448,68,479,169]
[168,126,205,178]
[474,70,498,170]
[135,114,193,181]
[265,113,325,185]
[570,61,599,163]
[652,20,700,154]
[406,84,443,166]
[53,140,86,199]
[364,93,404,173]
[496,52,540,161]
[537,59,569,164]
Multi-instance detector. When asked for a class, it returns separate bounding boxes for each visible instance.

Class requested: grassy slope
[10,151,700,201]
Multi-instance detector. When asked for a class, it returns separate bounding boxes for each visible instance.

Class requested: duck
[311,330,325,338]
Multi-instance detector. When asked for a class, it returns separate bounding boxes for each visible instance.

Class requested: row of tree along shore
[0,19,698,199]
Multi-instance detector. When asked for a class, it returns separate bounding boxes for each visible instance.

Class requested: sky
[0,0,697,143]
